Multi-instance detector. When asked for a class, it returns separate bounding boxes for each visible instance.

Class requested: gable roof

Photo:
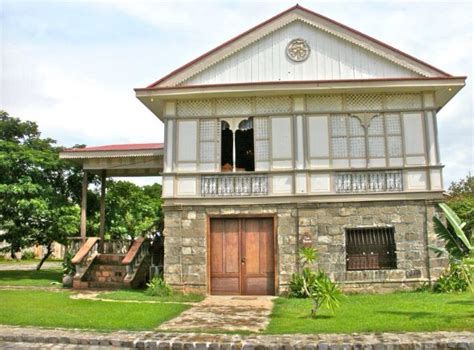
[143,5,451,89]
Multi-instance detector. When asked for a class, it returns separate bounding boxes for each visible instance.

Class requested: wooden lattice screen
[346,227,397,270]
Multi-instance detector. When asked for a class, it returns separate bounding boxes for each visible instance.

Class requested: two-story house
[62,5,466,294]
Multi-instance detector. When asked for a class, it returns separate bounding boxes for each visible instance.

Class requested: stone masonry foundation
[162,200,447,294]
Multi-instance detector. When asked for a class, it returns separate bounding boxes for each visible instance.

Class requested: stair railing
[122,237,150,282]
[71,237,100,278]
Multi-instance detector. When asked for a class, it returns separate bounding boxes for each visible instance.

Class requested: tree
[90,180,163,240]
[446,175,474,239]
[0,111,80,269]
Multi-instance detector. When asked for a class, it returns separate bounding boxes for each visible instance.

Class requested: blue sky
[1,0,473,187]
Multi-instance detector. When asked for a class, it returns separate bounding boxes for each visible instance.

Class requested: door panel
[242,218,275,295]
[210,219,240,295]
[210,218,274,295]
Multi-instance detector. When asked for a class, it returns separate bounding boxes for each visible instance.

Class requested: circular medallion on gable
[286,38,310,62]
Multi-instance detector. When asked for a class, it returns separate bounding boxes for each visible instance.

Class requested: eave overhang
[135,76,466,121]
[60,144,164,177]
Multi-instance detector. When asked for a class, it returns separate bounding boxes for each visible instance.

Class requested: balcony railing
[335,170,403,193]
[201,174,268,197]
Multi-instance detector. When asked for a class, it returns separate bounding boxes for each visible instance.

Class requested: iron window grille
[346,227,397,271]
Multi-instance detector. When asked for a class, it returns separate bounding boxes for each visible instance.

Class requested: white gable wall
[182,21,419,85]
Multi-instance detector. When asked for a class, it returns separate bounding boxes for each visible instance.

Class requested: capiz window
[346,227,397,270]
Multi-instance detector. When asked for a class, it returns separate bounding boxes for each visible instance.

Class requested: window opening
[221,121,233,172]
[346,227,397,270]
[235,118,255,171]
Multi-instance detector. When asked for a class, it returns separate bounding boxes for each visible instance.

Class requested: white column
[295,115,305,169]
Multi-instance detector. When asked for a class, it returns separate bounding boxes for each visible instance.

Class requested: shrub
[21,250,36,260]
[62,251,76,276]
[145,276,172,297]
[288,247,343,317]
[433,261,472,293]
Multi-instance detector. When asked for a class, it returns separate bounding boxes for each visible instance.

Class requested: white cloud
[2,0,472,187]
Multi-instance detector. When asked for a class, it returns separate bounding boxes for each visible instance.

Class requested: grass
[0,290,189,331]
[266,291,474,334]
[99,289,205,303]
[0,268,63,286]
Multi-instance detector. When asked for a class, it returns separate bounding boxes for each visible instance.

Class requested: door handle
[241,256,246,264]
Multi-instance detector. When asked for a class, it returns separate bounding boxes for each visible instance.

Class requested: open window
[220,118,255,172]
[221,121,233,171]
[235,118,254,171]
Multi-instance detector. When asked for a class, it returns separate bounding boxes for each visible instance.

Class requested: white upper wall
[181,21,419,85]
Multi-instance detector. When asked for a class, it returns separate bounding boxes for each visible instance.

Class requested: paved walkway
[0,261,62,271]
[158,296,275,333]
[0,325,472,349]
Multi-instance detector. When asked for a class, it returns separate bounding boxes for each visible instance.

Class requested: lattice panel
[255,96,292,114]
[306,95,343,112]
[200,142,215,162]
[350,137,366,158]
[331,116,347,136]
[387,135,403,157]
[386,93,422,110]
[215,97,252,116]
[200,119,216,141]
[385,114,401,135]
[368,116,384,135]
[254,117,269,139]
[346,94,383,111]
[200,119,217,163]
[254,117,269,161]
[348,117,365,136]
[332,138,348,158]
[177,99,213,117]
[255,140,269,161]
[368,136,386,158]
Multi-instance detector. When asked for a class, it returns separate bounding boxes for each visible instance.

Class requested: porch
[60,143,164,289]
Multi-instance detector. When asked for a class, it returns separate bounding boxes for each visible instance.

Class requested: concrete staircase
[82,254,127,289]
[71,237,151,290]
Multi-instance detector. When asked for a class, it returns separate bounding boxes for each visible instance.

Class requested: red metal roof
[143,4,451,89]
[64,143,164,152]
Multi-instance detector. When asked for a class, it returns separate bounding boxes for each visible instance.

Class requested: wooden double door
[210,218,275,295]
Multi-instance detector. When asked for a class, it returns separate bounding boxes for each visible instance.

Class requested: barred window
[346,227,397,270]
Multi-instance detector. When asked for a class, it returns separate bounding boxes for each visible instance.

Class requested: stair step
[87,281,126,289]
[95,254,126,265]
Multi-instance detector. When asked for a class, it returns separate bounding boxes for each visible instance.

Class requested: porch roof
[59,143,164,177]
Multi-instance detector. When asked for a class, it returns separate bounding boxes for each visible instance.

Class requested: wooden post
[232,130,236,172]
[80,170,88,242]
[99,170,106,253]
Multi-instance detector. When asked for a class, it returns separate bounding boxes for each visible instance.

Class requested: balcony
[335,170,403,193]
[201,174,268,197]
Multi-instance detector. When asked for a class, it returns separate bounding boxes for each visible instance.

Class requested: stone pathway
[0,261,62,271]
[158,296,275,333]
[0,325,472,349]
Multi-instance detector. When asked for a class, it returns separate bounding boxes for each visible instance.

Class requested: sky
[1,0,473,187]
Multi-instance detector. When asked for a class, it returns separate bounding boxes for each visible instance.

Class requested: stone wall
[162,200,447,294]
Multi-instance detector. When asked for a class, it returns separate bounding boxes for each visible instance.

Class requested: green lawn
[99,290,205,303]
[0,268,63,286]
[267,291,474,334]
[0,290,189,331]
